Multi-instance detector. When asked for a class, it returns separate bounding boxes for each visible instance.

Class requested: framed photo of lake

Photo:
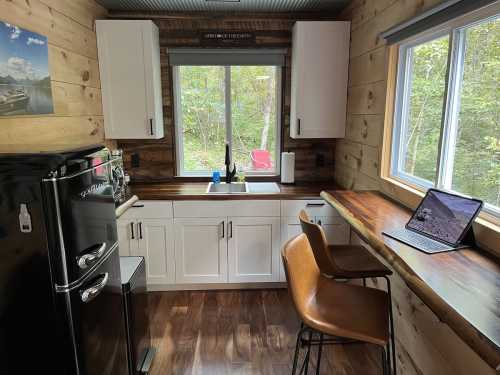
[0,22,53,116]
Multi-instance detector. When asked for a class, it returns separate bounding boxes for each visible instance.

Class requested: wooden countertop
[320,190,500,369]
[131,182,340,200]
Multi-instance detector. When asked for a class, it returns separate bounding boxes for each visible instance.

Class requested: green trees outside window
[176,65,279,175]
[393,15,499,214]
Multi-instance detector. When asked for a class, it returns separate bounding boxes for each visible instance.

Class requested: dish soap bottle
[237,167,245,183]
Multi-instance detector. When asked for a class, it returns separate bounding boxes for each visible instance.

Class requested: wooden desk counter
[321,190,500,371]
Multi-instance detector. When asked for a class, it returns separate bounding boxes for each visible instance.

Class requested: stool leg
[384,276,397,375]
[292,325,308,375]
[304,330,313,374]
[316,333,324,375]
[381,346,387,375]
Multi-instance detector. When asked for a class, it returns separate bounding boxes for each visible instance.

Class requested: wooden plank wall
[113,15,337,182]
[0,0,110,151]
[334,0,447,190]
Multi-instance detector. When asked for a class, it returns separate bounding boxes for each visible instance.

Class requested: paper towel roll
[281,152,295,184]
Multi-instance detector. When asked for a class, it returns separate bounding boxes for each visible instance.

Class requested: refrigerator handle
[80,273,109,303]
[77,243,107,269]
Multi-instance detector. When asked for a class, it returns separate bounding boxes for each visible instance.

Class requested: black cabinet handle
[138,222,143,240]
[221,221,225,238]
[229,221,233,239]
[318,220,322,226]
[297,118,301,135]
[149,118,154,136]
[130,222,135,240]
[132,204,145,208]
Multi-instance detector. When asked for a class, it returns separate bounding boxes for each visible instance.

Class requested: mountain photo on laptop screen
[407,190,481,244]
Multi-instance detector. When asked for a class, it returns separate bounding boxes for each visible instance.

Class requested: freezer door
[58,246,128,375]
[43,161,118,286]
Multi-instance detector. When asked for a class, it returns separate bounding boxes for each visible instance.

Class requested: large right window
[392,12,499,217]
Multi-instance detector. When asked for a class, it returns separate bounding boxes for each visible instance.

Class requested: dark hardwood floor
[148,289,382,375]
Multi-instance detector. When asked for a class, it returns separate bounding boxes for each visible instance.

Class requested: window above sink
[172,49,285,177]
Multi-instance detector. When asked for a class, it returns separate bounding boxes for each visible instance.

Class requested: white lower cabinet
[137,219,175,285]
[174,218,228,284]
[280,217,306,282]
[228,217,281,283]
[279,200,350,282]
[117,201,175,286]
[117,218,139,256]
[315,216,349,245]
[117,199,347,287]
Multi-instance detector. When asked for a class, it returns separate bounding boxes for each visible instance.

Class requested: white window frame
[391,3,500,217]
[173,65,282,177]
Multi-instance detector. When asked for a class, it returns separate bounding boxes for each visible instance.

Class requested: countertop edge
[130,182,341,201]
[115,195,139,218]
[320,190,500,370]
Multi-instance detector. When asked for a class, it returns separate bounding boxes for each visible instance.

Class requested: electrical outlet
[131,153,140,168]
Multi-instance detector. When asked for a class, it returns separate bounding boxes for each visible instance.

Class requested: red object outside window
[251,149,272,170]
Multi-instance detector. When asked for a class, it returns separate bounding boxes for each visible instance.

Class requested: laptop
[383,189,483,254]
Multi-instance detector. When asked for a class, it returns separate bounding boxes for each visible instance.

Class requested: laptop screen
[406,189,483,245]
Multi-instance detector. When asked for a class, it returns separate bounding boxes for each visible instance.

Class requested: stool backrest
[299,210,342,277]
[281,233,320,320]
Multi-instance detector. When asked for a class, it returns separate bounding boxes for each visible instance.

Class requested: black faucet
[225,143,236,184]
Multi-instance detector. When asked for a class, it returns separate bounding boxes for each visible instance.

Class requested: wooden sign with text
[200,31,256,46]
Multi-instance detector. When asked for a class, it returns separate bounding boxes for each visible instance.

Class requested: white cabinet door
[96,20,164,139]
[279,217,307,282]
[137,219,175,285]
[290,21,350,139]
[228,217,281,283]
[117,218,139,256]
[316,216,349,245]
[174,218,228,284]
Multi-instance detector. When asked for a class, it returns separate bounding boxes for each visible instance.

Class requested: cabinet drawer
[173,200,280,218]
[281,200,339,218]
[120,200,173,219]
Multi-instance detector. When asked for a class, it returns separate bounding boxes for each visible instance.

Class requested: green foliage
[402,18,499,207]
[452,18,499,207]
[179,66,278,174]
[404,35,449,183]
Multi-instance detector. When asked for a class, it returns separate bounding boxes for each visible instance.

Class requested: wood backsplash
[112,14,337,182]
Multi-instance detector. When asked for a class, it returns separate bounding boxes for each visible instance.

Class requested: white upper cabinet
[96,20,164,139]
[290,21,350,139]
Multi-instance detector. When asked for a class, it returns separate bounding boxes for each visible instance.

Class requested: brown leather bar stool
[282,233,393,375]
[299,210,396,375]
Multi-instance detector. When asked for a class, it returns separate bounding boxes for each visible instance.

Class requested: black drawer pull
[306,203,325,207]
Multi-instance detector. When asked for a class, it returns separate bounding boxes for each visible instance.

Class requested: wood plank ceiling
[96,0,349,12]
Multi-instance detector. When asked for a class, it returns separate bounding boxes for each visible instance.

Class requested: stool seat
[327,244,392,278]
[283,234,391,347]
[303,277,390,346]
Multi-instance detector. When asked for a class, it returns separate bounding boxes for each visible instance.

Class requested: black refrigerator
[0,145,128,375]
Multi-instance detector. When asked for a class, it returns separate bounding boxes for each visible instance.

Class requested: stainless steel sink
[206,182,248,193]
[206,182,280,194]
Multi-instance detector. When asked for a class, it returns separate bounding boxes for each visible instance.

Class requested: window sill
[380,175,500,257]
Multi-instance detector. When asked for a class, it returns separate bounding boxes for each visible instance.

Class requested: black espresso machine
[0,145,128,375]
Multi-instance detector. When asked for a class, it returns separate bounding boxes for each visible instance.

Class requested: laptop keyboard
[383,228,454,253]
